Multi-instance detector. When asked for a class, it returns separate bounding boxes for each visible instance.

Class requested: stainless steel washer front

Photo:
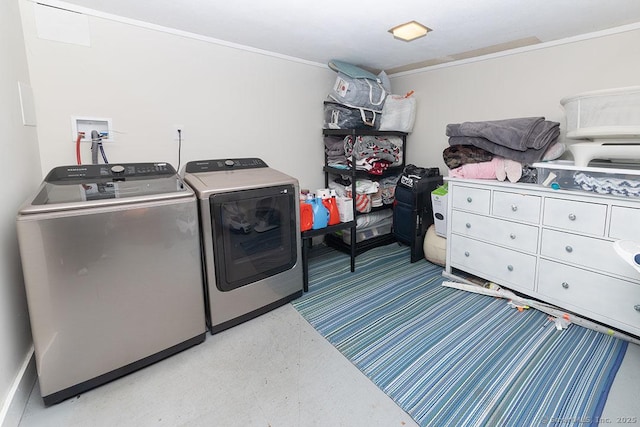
[184,158,303,334]
[16,163,206,405]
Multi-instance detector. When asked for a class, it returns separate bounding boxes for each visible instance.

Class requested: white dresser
[444,178,640,337]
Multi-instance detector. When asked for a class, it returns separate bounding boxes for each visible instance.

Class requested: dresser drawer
[492,191,541,224]
[451,185,490,215]
[609,206,640,241]
[451,210,538,253]
[450,234,536,291]
[543,198,607,236]
[540,229,640,281]
[538,259,640,332]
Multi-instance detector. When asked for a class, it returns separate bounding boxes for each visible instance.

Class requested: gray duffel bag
[323,101,380,129]
[328,60,386,112]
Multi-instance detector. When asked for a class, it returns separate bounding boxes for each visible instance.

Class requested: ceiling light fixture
[388,20,431,42]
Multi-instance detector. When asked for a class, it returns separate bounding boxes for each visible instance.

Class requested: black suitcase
[393,166,443,263]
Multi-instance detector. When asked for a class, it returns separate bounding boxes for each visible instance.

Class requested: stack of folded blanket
[443,117,565,182]
[344,135,403,175]
[324,134,403,175]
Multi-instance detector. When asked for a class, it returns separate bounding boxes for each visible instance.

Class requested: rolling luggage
[393,165,442,263]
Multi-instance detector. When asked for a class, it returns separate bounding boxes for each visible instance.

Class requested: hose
[76,133,82,165]
[99,142,109,164]
[90,130,105,164]
[91,140,99,164]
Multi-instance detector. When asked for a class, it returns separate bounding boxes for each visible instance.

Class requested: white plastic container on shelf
[335,196,354,222]
[560,86,640,140]
[533,159,640,197]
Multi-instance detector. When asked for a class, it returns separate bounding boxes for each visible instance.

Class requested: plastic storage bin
[341,218,393,244]
[533,160,640,198]
[560,86,640,139]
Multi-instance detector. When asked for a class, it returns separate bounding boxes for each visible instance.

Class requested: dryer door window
[210,185,297,291]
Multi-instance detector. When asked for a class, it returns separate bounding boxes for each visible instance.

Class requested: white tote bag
[379,93,417,133]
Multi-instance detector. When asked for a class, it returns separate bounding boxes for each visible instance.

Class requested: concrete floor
[18,303,416,427]
[17,243,640,427]
[18,300,640,427]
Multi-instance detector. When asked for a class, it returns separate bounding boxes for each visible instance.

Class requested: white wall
[21,3,640,190]
[389,28,640,174]
[0,0,42,425]
[19,1,336,192]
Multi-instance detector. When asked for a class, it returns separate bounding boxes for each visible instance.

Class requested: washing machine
[16,162,206,405]
[183,158,303,334]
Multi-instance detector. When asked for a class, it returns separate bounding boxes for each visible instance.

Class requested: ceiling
[53,0,640,73]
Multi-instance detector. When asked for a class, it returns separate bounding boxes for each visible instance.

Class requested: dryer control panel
[185,158,268,173]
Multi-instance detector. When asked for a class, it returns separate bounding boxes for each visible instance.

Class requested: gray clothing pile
[325,136,348,167]
[446,117,560,164]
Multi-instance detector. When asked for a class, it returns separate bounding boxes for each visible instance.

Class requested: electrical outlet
[173,125,184,142]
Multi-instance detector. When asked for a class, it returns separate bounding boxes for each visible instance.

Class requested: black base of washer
[42,332,206,406]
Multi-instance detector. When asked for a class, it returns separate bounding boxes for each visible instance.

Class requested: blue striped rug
[292,244,628,427]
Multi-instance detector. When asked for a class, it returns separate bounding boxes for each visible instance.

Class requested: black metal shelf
[323,128,408,138]
[321,128,408,258]
[301,219,356,292]
[301,130,407,292]
[322,165,405,179]
[301,220,355,239]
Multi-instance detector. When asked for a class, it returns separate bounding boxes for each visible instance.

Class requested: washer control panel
[185,158,268,173]
[45,162,176,182]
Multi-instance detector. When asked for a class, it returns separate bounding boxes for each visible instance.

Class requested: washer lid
[20,163,193,214]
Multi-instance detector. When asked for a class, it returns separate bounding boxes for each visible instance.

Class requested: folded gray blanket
[446,117,560,152]
[449,136,551,164]
[325,136,345,156]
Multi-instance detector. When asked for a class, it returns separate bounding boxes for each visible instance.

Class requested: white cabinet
[445,178,640,337]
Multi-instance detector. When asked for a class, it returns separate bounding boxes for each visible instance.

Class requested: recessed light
[388,21,431,42]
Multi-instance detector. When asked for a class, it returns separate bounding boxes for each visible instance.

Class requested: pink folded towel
[448,157,504,179]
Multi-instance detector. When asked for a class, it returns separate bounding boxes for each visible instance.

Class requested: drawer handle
[635,305,640,312]
[511,204,518,212]
[568,213,576,221]
[510,233,516,240]
[507,265,514,271]
[464,251,470,257]
[466,223,471,229]
[562,282,569,289]
[467,197,473,203]
[565,246,573,253]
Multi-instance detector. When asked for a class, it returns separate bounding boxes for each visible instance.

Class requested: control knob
[224,159,235,167]
[111,165,125,174]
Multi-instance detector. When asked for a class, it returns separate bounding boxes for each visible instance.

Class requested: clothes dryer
[183,158,303,333]
[16,163,206,405]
